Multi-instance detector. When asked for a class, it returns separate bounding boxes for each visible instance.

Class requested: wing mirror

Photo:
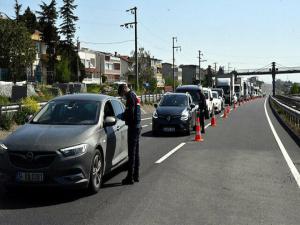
[25,115,33,123]
[154,103,158,108]
[104,116,117,127]
[190,103,196,109]
[210,97,213,101]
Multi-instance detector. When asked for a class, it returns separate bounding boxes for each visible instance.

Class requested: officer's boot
[133,168,139,182]
[122,169,134,185]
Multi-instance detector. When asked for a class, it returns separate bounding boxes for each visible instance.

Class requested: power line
[139,22,170,44]
[80,40,134,45]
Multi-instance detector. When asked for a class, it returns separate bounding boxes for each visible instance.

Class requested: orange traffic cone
[194,115,204,142]
[223,106,228,119]
[211,108,216,127]
[227,105,231,114]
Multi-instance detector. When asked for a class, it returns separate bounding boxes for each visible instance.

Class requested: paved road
[0,98,300,225]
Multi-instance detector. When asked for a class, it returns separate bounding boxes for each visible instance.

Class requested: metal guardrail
[0,102,47,114]
[270,95,300,130]
[0,94,163,114]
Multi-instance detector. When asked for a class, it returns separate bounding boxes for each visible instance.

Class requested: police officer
[118,83,141,185]
[198,88,206,134]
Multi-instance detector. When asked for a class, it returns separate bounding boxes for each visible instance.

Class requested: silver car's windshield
[160,95,188,107]
[32,100,101,125]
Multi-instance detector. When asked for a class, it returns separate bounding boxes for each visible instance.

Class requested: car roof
[165,92,190,97]
[176,85,201,91]
[53,93,117,102]
[212,91,218,94]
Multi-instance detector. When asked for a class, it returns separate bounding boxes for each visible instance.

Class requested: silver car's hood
[3,123,98,151]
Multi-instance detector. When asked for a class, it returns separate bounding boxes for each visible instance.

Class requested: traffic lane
[0,113,212,225]
[129,97,300,225]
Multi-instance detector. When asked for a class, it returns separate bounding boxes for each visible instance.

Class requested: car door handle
[116,126,120,131]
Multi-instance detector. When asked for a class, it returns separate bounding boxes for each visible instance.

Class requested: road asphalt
[0,97,299,225]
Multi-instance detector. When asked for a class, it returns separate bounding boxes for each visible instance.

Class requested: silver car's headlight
[181,110,189,121]
[59,144,88,157]
[0,144,8,152]
[153,111,158,119]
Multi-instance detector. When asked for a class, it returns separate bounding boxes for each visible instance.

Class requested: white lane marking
[220,114,224,118]
[155,143,186,164]
[264,98,300,188]
[141,117,152,121]
[204,123,211,129]
[142,125,149,128]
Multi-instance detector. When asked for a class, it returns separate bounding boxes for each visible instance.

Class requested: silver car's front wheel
[89,150,103,194]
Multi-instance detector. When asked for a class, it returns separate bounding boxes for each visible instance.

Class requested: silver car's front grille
[8,151,57,169]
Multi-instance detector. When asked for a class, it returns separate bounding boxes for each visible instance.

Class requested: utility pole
[172,37,181,91]
[121,7,138,90]
[271,62,277,96]
[76,38,81,83]
[213,62,217,87]
[198,50,207,85]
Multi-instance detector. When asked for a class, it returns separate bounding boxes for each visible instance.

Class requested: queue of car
[0,85,228,192]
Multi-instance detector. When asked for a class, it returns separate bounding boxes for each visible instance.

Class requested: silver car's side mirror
[25,115,33,123]
[104,116,117,127]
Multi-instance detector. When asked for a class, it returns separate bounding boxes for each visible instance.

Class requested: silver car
[0,94,128,193]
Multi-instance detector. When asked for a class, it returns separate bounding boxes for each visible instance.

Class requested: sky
[1,0,300,83]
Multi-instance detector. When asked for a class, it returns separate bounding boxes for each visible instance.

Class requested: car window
[160,95,188,107]
[111,100,124,119]
[32,100,100,125]
[176,89,199,103]
[104,101,115,119]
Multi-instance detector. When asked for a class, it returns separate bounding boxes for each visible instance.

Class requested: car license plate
[16,172,44,183]
[163,127,175,132]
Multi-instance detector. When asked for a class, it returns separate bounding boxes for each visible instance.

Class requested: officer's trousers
[127,126,141,179]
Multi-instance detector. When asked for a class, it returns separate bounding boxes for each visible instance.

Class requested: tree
[14,0,22,22]
[290,83,300,94]
[217,66,224,76]
[203,65,213,87]
[129,48,155,87]
[55,57,71,83]
[0,19,36,83]
[148,77,158,93]
[20,7,38,34]
[60,0,78,46]
[37,0,59,83]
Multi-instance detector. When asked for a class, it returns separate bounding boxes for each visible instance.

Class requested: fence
[0,94,163,114]
[269,95,300,130]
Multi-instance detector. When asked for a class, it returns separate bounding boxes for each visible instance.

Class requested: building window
[114,63,120,70]
[90,58,95,67]
[105,63,113,70]
[105,55,110,61]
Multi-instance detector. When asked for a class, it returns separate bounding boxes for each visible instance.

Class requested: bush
[87,84,100,93]
[21,97,39,114]
[13,110,28,125]
[0,96,10,105]
[0,113,14,131]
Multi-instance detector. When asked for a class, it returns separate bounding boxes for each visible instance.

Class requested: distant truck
[216,78,231,104]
